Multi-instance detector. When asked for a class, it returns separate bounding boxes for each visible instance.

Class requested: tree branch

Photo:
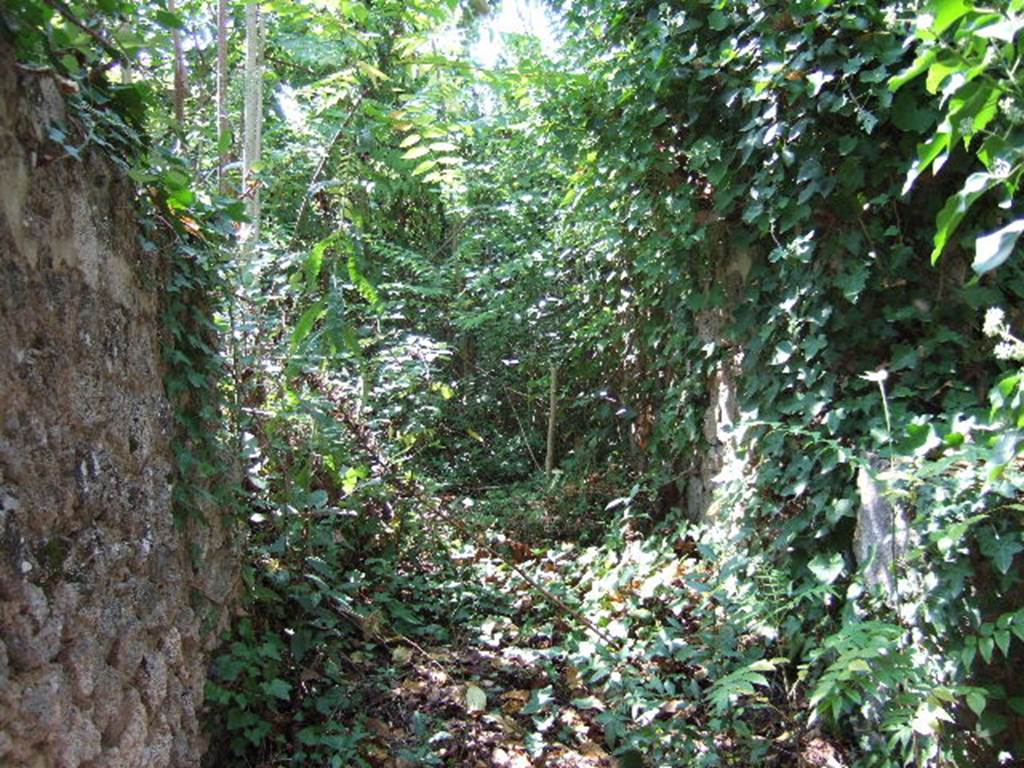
[39,0,129,64]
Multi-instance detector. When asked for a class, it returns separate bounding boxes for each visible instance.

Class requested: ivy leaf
[931,172,997,263]
[966,690,987,715]
[979,636,994,664]
[891,90,936,133]
[263,678,292,700]
[978,527,1023,574]
[927,0,973,36]
[890,49,938,90]
[226,708,257,730]
[994,630,1011,657]
[521,686,554,715]
[154,9,184,29]
[835,263,869,303]
[808,553,845,585]
[973,219,1024,274]
[974,16,1024,41]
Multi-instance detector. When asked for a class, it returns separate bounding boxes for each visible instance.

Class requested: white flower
[994,340,1024,362]
[860,368,889,383]
[1000,96,1024,125]
[983,307,1005,337]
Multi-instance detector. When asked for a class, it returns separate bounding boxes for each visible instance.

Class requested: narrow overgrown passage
[6,0,1024,766]
[207,444,710,768]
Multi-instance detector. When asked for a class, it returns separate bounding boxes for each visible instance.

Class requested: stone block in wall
[854,459,909,602]
[684,244,753,525]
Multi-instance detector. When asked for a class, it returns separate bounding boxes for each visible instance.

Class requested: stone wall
[0,41,235,767]
[685,238,751,526]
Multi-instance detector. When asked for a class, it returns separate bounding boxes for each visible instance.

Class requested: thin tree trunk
[241,1,263,255]
[216,0,230,193]
[169,0,189,125]
[545,364,558,478]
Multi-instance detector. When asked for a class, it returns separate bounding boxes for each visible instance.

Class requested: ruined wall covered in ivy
[0,40,235,767]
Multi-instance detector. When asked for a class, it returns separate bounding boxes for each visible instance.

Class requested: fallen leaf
[400,678,426,694]
[565,664,583,692]
[363,742,389,761]
[465,683,487,713]
[500,689,531,714]
[488,712,521,733]
[365,718,392,739]
[427,668,449,685]
[580,740,609,760]
[491,745,531,768]
[659,699,686,716]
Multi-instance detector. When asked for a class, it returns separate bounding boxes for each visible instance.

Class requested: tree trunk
[168,0,188,125]
[241,0,263,255]
[216,0,230,193]
[545,364,558,478]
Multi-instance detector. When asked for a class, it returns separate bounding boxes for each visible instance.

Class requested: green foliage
[805,621,911,727]
[707,657,785,715]
[892,0,1024,273]
[13,0,1024,766]
[146,157,239,526]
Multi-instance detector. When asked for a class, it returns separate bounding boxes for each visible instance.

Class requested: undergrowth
[202,376,1024,767]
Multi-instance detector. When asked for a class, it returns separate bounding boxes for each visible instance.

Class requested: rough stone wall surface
[854,459,909,603]
[685,245,750,525]
[0,42,234,767]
